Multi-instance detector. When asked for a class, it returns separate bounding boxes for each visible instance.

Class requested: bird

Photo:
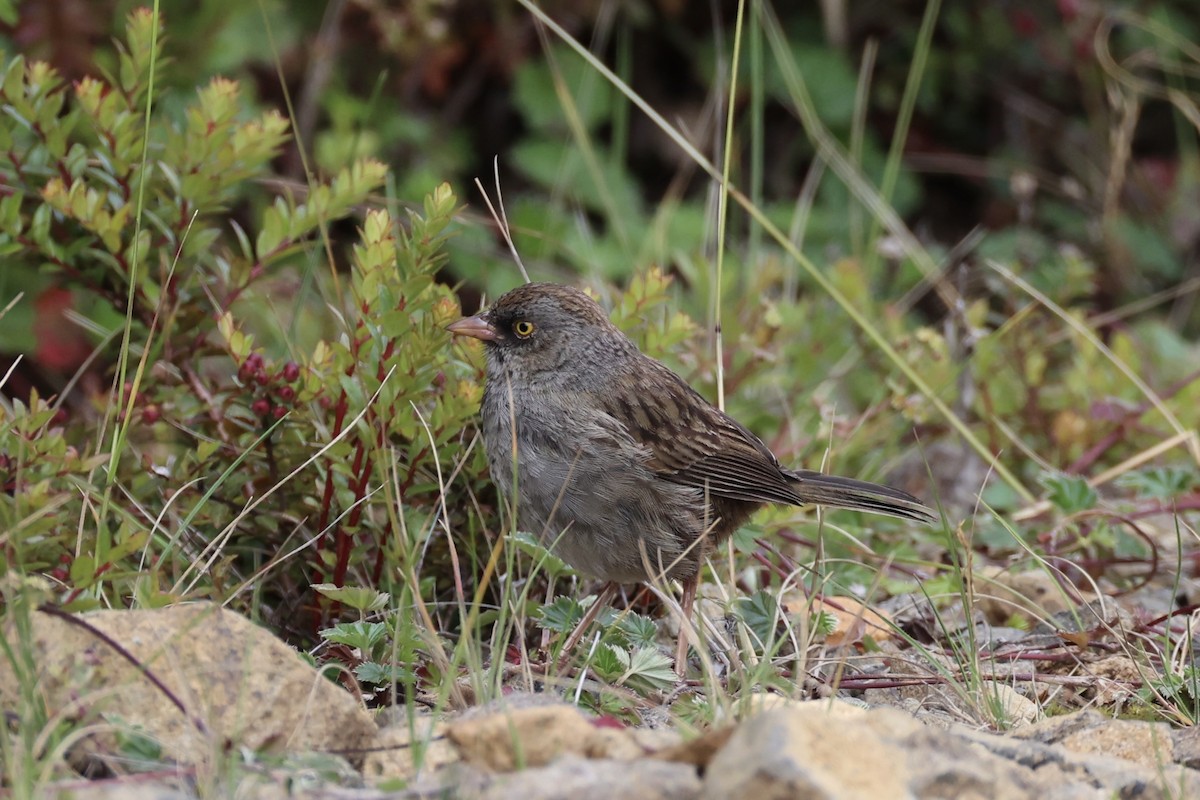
[448,282,936,675]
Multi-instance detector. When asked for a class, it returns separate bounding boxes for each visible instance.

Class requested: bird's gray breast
[481,380,703,583]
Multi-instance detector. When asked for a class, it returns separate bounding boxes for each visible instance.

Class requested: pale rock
[447,703,647,772]
[700,700,1200,800]
[0,603,376,769]
[702,705,914,800]
[1172,725,1200,770]
[39,781,195,800]
[1013,709,1177,770]
[362,712,456,785]
[468,756,701,800]
[979,682,1041,729]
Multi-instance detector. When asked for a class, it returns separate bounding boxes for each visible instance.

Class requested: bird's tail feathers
[786,469,937,524]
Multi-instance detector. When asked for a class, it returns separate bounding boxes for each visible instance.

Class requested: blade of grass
[861,0,942,277]
[713,0,748,412]
[532,22,632,257]
[747,3,765,262]
[92,0,163,584]
[848,40,877,262]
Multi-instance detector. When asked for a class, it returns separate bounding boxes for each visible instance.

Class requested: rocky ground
[2,601,1197,799]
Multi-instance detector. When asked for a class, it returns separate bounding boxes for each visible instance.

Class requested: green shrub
[0,11,484,639]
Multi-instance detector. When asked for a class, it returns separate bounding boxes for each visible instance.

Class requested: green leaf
[107,716,163,765]
[614,612,658,648]
[1039,472,1097,514]
[255,201,287,257]
[1111,217,1179,281]
[589,643,625,681]
[195,439,220,462]
[536,595,585,634]
[355,661,416,685]
[510,137,642,218]
[734,590,780,646]
[508,531,575,578]
[320,621,388,655]
[980,481,1020,513]
[812,610,838,636]
[619,646,676,690]
[512,45,613,131]
[312,583,391,612]
[1117,467,1197,500]
[765,44,858,129]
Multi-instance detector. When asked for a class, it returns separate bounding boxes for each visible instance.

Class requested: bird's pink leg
[558,581,618,660]
[674,575,697,677]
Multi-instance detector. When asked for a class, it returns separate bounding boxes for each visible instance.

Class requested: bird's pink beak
[447,314,498,342]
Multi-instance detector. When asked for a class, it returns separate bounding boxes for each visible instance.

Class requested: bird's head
[447,282,634,384]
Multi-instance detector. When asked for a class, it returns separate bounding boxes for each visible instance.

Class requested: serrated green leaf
[619,646,676,689]
[536,595,585,634]
[355,661,416,685]
[614,612,658,647]
[508,530,574,578]
[320,620,388,654]
[589,643,625,680]
[312,582,390,612]
[1039,472,1097,514]
[735,590,780,646]
[1117,467,1197,500]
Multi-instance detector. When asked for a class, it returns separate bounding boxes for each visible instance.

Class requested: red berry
[142,405,161,424]
[282,361,300,382]
[245,353,263,371]
[251,398,271,416]
[433,371,446,389]
[278,386,295,402]
[49,567,68,582]
[272,405,287,420]
[51,408,68,426]
[1012,8,1038,37]
[59,553,72,564]
[1073,35,1092,61]
[255,370,269,386]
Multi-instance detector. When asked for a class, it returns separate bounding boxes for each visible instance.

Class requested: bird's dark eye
[512,320,535,338]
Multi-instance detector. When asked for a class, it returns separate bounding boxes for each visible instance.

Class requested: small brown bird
[449,283,935,673]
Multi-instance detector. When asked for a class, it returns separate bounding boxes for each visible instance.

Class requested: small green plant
[0,9,387,608]
[1141,666,1200,725]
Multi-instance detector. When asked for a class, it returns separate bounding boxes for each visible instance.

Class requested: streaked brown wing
[598,358,803,507]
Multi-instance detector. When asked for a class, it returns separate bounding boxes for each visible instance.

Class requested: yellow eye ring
[513,320,535,338]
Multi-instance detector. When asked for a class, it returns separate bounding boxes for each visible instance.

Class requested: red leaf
[33,287,91,372]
